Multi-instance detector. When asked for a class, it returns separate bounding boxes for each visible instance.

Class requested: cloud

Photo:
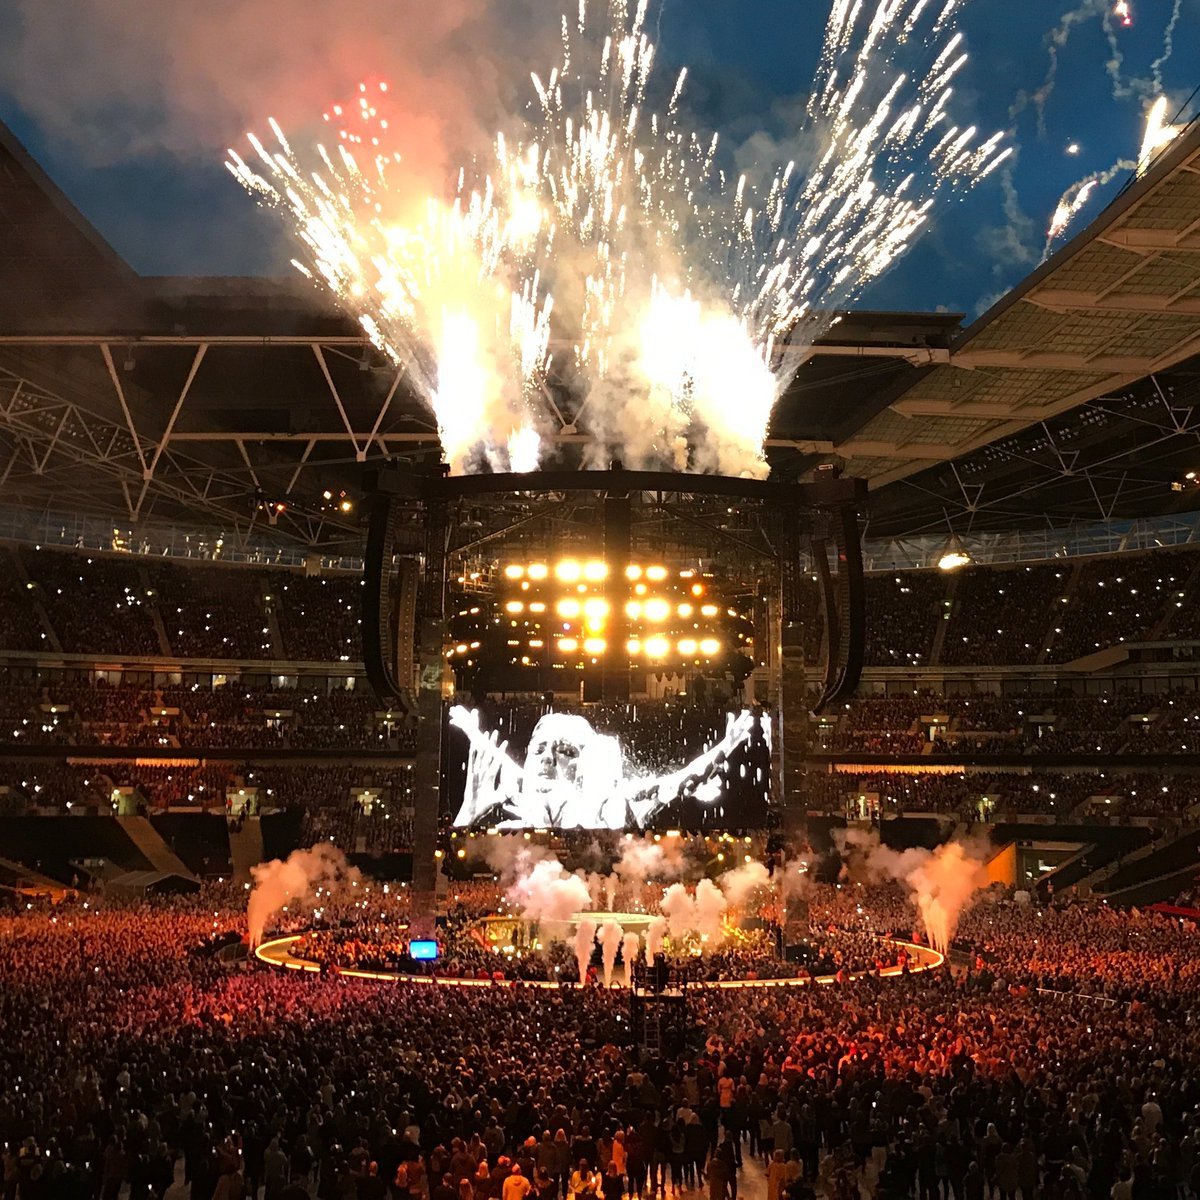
[0,0,553,176]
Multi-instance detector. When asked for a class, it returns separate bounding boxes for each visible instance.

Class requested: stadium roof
[1,116,1200,549]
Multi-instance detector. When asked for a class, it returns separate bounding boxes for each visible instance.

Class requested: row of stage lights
[501,598,726,621]
[450,635,723,658]
[504,561,686,583]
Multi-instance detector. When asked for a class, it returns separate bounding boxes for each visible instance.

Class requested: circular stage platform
[254,929,944,989]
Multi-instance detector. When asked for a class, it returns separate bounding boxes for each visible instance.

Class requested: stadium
[4,4,1200,1199]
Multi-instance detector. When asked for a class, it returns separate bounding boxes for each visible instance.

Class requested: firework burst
[230,0,1008,478]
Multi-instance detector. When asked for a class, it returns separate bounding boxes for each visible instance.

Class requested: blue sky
[1,0,1196,320]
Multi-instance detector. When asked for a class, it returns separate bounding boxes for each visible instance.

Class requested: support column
[410,499,449,934]
[777,519,811,943]
[603,493,632,702]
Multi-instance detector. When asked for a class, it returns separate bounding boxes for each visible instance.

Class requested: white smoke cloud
[614,834,688,889]
[484,836,553,884]
[246,843,359,948]
[718,860,772,909]
[506,857,590,932]
[0,0,552,172]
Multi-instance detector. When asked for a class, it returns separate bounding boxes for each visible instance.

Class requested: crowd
[812,768,1200,821]
[2,880,1200,1200]
[830,693,1200,758]
[0,679,415,753]
[6,548,363,664]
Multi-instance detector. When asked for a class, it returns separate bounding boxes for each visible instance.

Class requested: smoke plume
[659,879,728,946]
[598,919,623,987]
[835,830,990,955]
[574,918,597,986]
[646,916,666,961]
[622,930,641,986]
[246,843,359,948]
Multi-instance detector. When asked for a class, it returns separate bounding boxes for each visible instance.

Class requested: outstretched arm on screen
[448,705,523,826]
[624,709,759,827]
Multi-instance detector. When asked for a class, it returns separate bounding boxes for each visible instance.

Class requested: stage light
[504,565,524,579]
[677,603,693,617]
[583,637,606,654]
[678,638,698,655]
[505,601,524,614]
[556,560,582,582]
[690,583,704,595]
[627,638,642,654]
[644,598,670,622]
[583,598,609,622]
[455,644,468,654]
[625,601,642,619]
[557,598,581,618]
[644,635,670,659]
[529,639,544,648]
[625,565,643,580]
[558,637,579,652]
[340,499,353,513]
[700,638,721,656]
[701,603,719,617]
[584,561,608,581]
[528,563,548,580]
[646,566,667,581]
[634,583,648,596]
[529,601,546,613]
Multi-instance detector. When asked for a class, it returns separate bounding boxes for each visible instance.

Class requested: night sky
[1,0,1196,321]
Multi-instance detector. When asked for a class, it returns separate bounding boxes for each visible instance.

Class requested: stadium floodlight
[504,564,524,579]
[583,561,608,581]
[678,638,698,655]
[556,560,582,582]
[699,638,721,656]
[937,534,971,571]
[557,598,581,618]
[528,563,549,580]
[646,565,668,581]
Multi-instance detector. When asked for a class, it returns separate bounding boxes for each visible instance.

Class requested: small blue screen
[409,939,439,961]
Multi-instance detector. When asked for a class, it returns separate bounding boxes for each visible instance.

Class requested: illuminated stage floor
[255,931,943,988]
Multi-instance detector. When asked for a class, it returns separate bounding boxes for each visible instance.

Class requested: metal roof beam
[889,399,1056,420]
[1027,290,1200,315]
[1099,229,1200,253]
[952,349,1192,371]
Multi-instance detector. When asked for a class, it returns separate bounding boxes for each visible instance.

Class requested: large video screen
[447,702,772,830]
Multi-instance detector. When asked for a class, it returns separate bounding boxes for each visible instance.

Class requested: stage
[254,930,944,988]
